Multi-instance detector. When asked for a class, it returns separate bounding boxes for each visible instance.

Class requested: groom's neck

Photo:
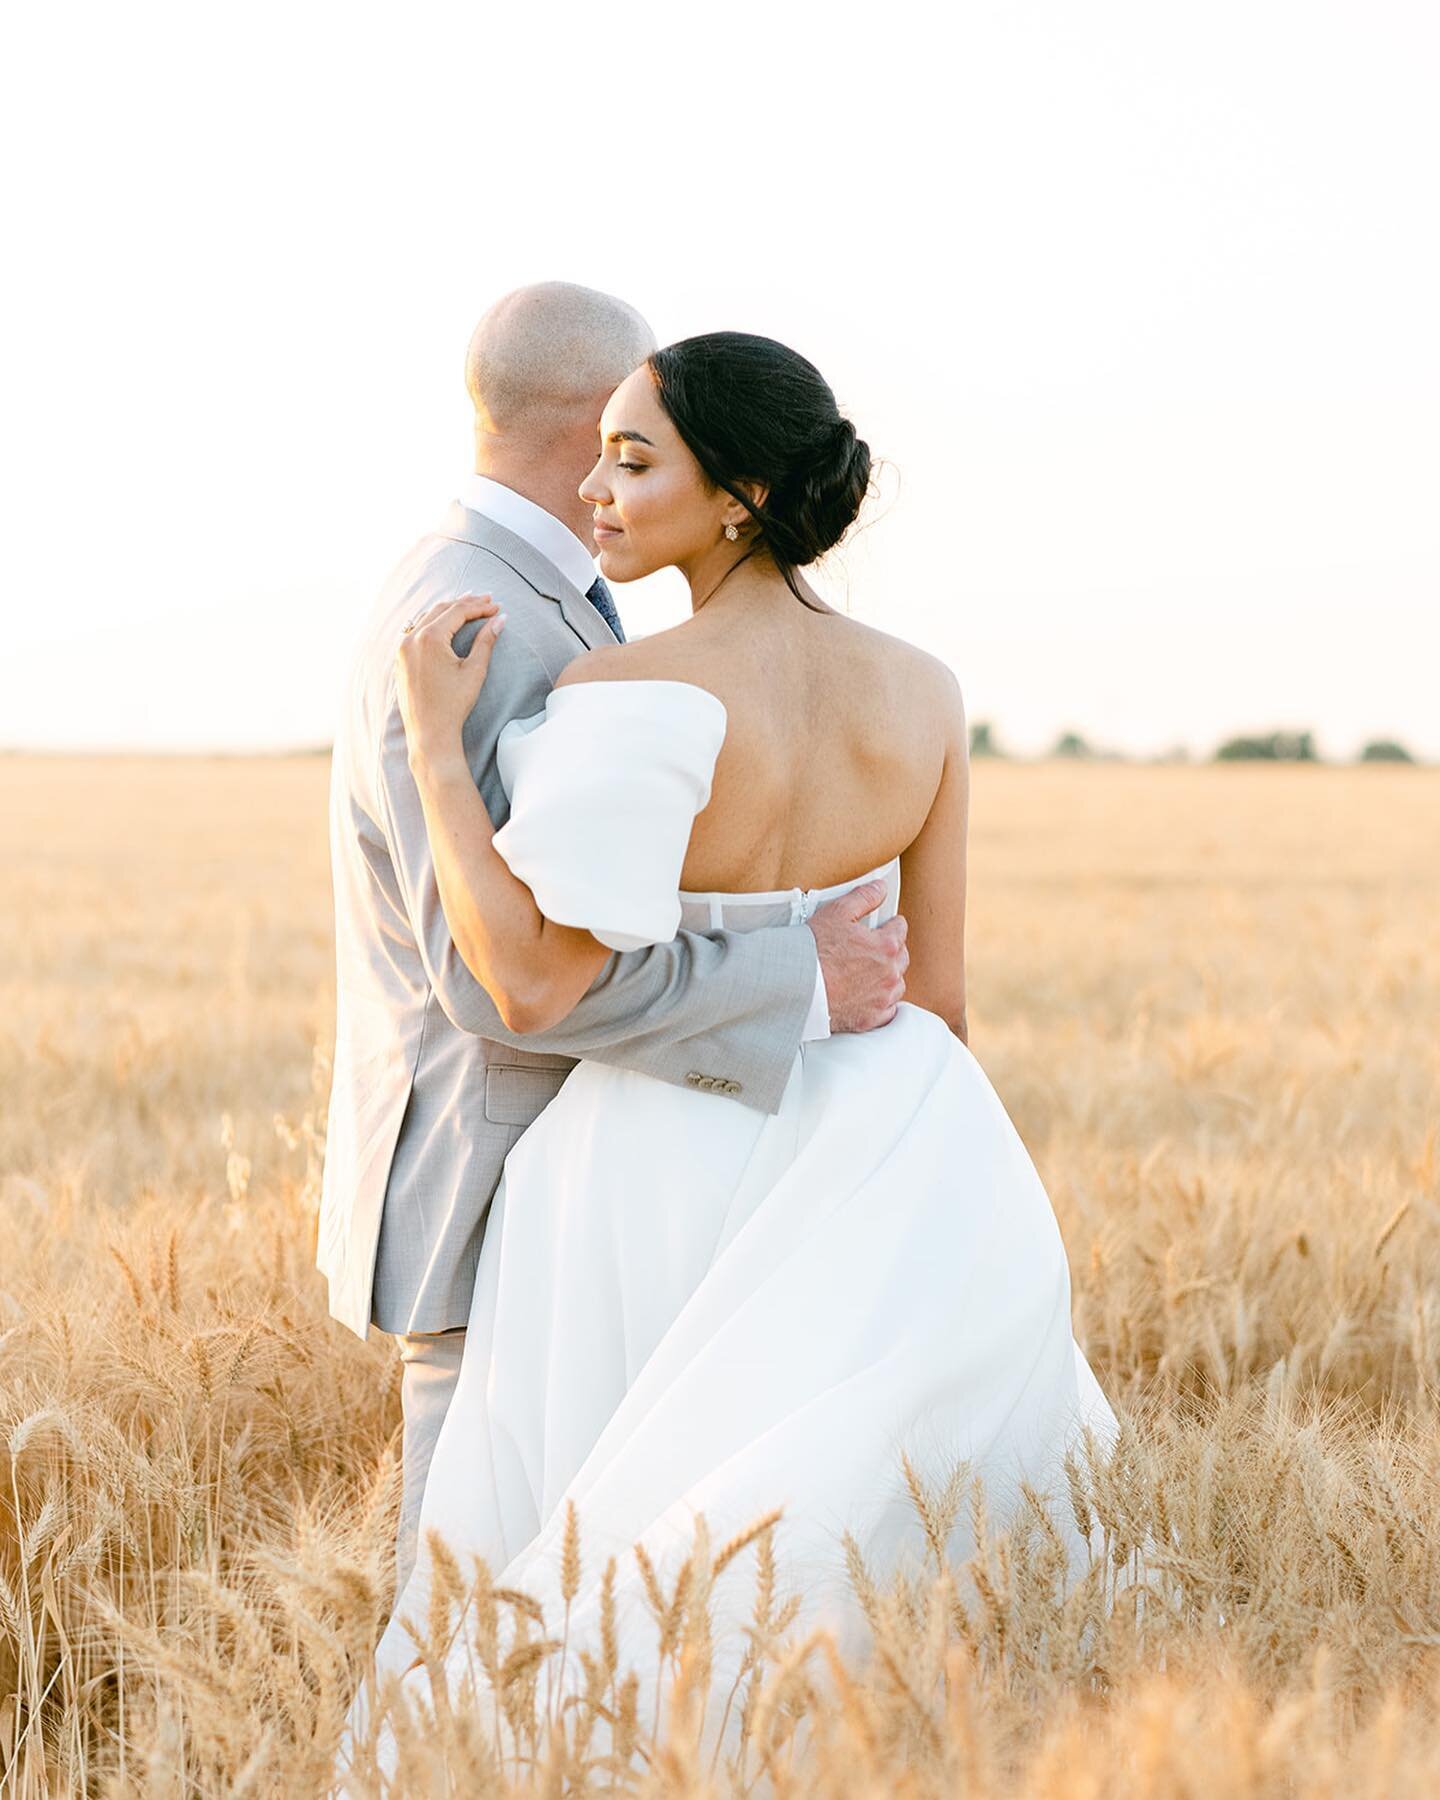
[474,429,592,546]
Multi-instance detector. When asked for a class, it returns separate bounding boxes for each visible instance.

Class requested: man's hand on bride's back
[807,882,908,1032]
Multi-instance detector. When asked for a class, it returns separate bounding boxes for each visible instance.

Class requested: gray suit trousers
[394,1327,467,1597]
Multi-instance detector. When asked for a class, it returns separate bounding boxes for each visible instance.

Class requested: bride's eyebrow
[601,428,656,447]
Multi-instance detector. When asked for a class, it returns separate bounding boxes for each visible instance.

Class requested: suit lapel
[438,502,616,651]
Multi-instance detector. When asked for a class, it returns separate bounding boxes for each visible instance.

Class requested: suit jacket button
[685,1071,704,1085]
[725,1080,742,1094]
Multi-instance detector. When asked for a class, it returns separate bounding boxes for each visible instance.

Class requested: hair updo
[646,331,873,605]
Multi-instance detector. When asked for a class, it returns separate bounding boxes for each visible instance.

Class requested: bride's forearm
[410,746,608,1032]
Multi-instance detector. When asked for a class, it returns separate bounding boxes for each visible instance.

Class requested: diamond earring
[724,523,739,541]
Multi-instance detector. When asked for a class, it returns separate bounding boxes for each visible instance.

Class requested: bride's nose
[578,460,609,505]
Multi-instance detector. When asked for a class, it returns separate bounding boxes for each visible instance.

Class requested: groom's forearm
[432,912,818,1115]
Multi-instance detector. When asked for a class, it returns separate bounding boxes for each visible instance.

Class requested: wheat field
[2,752,1438,1796]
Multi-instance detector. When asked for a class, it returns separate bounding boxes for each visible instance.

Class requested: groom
[318,281,909,1593]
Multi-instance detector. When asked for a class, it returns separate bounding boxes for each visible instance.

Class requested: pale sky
[2,0,1435,759]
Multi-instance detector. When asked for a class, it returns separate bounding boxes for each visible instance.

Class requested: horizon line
[1,740,1432,768]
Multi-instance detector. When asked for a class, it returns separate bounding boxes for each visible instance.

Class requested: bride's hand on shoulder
[396,595,507,772]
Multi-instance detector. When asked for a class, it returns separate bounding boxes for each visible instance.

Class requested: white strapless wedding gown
[336,679,1117,1786]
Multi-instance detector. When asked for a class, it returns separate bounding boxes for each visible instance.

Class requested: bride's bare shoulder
[553,645,620,688]
[834,615,965,720]
[551,638,709,694]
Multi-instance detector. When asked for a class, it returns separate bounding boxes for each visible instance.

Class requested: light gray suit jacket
[317,505,820,1340]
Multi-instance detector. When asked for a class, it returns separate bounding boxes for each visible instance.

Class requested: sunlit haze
[2,1,1435,759]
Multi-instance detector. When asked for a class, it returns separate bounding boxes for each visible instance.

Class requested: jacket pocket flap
[484,1062,571,1126]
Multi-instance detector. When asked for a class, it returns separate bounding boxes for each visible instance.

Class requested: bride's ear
[731,477,769,519]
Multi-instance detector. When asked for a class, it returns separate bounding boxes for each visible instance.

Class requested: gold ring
[401,620,416,634]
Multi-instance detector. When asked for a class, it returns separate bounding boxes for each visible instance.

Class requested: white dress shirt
[457,475,831,1041]
[458,474,598,597]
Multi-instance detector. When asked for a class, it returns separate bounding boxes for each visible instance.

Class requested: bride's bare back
[556,575,970,1037]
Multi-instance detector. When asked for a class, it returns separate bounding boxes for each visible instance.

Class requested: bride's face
[578,366,748,580]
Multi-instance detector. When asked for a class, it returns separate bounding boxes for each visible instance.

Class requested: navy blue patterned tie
[586,574,625,643]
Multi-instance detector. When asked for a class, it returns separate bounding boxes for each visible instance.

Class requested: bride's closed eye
[617,460,646,473]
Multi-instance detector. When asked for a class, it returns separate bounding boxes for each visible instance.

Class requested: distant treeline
[0,732,1424,766]
[968,723,1424,764]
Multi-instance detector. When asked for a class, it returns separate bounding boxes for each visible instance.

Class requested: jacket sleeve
[373,629,816,1115]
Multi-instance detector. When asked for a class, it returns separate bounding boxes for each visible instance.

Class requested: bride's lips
[593,523,623,543]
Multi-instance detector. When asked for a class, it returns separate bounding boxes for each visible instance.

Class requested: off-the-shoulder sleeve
[491,679,728,952]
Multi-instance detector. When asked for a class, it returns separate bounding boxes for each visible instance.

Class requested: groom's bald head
[466,281,655,442]
[465,282,655,544]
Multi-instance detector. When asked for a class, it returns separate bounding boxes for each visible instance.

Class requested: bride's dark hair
[646,331,872,608]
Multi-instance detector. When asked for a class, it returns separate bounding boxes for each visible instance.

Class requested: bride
[335,330,1118,1779]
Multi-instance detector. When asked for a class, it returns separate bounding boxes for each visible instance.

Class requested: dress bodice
[677,855,901,936]
[493,679,902,949]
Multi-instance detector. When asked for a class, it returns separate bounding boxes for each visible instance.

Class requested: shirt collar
[457,474,598,597]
